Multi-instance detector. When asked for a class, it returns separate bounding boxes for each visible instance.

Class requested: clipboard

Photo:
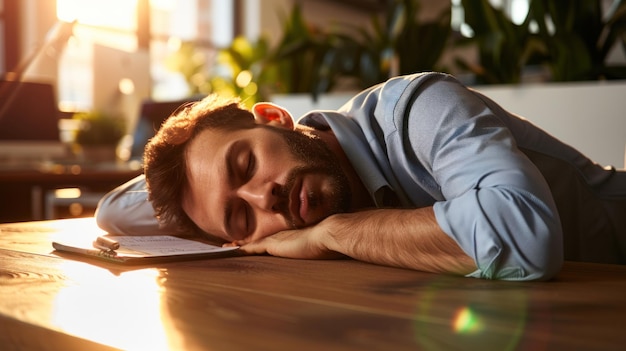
[52,235,239,265]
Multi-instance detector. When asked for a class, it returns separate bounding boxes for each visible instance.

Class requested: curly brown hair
[143,94,255,235]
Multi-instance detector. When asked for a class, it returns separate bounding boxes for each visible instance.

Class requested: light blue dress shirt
[298,73,569,280]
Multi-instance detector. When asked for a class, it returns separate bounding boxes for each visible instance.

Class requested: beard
[267,125,352,228]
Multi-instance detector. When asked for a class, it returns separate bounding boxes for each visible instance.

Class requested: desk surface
[1,218,625,351]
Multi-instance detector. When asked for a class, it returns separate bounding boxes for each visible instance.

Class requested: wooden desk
[1,218,625,351]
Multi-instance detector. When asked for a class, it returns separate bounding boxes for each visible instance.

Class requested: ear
[252,102,294,130]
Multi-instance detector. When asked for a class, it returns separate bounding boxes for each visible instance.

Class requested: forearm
[321,207,476,275]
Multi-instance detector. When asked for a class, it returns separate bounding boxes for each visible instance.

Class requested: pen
[93,236,120,251]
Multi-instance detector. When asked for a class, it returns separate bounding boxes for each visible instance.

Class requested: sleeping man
[96,72,626,280]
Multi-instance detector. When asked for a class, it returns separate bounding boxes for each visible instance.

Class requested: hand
[225,208,476,276]
[226,224,344,260]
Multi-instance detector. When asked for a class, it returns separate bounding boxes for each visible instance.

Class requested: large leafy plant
[456,0,544,84]
[208,1,452,103]
[456,0,626,84]
[320,0,452,90]
[205,3,337,106]
[528,0,626,81]
[170,0,626,101]
[208,36,277,107]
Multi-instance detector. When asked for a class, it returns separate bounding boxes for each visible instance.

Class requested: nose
[237,181,281,212]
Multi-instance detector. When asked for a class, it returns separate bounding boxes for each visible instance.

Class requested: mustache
[275,165,317,230]
[274,169,297,229]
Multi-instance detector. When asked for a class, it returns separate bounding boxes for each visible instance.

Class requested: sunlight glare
[510,0,530,25]
[52,263,175,351]
[235,70,253,88]
[57,0,138,30]
[150,0,176,11]
[54,188,82,199]
[119,78,136,95]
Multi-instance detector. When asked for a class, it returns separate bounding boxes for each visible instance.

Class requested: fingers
[222,241,244,248]
[223,239,268,255]
[221,228,339,260]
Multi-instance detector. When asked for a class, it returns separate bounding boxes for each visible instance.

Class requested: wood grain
[1,219,625,350]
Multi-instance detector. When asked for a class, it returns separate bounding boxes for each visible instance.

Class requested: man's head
[143,94,352,243]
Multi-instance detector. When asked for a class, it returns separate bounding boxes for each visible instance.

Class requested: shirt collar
[298,111,391,207]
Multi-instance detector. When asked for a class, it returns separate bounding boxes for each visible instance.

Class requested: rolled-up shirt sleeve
[406,75,563,280]
[95,174,171,235]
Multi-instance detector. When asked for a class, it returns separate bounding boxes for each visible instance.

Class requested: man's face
[183,124,351,243]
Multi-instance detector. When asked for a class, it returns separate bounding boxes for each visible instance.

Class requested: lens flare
[413,276,530,351]
[453,306,483,334]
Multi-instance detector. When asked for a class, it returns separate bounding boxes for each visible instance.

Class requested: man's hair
[143,94,255,235]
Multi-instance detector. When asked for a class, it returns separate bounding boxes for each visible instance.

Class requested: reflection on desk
[1,218,625,351]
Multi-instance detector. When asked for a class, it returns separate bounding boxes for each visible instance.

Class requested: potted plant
[73,110,125,162]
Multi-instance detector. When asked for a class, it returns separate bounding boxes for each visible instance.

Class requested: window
[0,0,19,76]
[55,0,234,119]
[0,0,5,73]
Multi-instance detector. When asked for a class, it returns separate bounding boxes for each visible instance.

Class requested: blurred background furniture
[2,98,196,223]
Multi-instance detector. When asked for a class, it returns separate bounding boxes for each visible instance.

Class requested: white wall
[271,92,353,119]
[475,81,626,169]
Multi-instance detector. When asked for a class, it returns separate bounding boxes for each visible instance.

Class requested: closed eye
[229,199,253,240]
[244,202,252,234]
[246,152,256,180]
[227,143,256,238]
